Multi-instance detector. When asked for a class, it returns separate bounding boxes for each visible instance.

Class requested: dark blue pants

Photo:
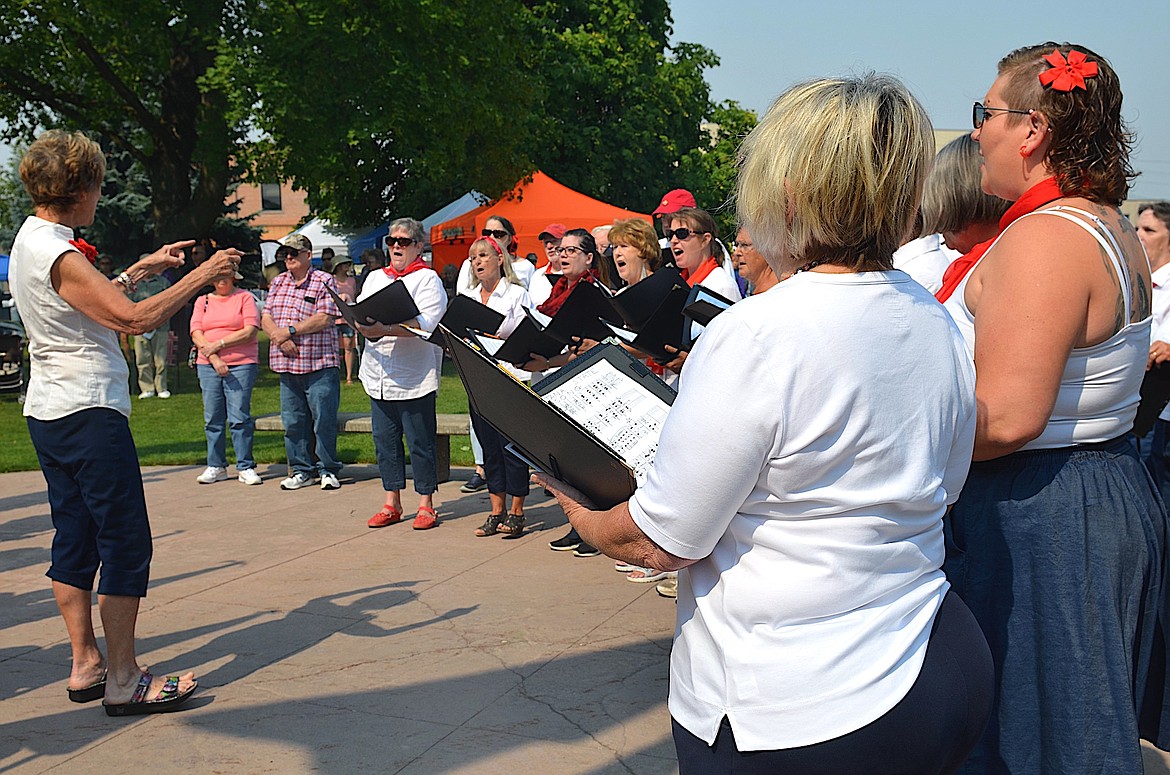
[470,411,530,498]
[27,408,152,597]
[371,392,437,494]
[671,591,993,774]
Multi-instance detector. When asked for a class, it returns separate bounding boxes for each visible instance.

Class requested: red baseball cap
[538,223,567,241]
[652,189,697,216]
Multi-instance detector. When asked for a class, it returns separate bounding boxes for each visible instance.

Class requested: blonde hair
[736,74,933,271]
[466,237,519,289]
[921,135,1010,236]
[19,130,107,211]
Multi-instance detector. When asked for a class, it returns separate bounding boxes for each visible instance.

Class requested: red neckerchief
[935,177,1064,303]
[383,257,429,280]
[69,237,99,265]
[538,269,600,316]
[681,256,718,287]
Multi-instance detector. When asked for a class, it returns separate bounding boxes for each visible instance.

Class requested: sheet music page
[541,359,670,485]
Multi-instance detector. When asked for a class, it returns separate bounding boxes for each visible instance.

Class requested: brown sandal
[475,513,505,537]
[498,513,525,537]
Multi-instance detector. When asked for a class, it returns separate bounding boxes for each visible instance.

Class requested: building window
[260,183,282,211]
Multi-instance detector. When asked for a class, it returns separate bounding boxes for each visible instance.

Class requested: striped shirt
[264,269,341,374]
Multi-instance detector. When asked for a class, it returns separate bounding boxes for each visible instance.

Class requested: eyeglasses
[664,227,706,241]
[972,101,1033,129]
[481,228,510,239]
[385,237,417,248]
[554,245,585,256]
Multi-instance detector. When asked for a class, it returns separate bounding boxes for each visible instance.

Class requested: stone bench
[254,412,470,483]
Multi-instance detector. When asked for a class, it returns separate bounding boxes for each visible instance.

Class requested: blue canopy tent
[345,191,485,262]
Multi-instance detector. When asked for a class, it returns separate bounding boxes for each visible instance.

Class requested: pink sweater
[190,289,260,365]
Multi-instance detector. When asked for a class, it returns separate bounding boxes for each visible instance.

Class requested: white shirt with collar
[357,267,448,401]
[1149,261,1170,421]
[458,277,533,379]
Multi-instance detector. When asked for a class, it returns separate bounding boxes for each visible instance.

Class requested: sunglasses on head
[481,228,510,239]
[386,237,417,248]
[664,227,705,241]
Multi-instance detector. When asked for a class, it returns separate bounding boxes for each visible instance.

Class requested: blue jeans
[279,367,341,476]
[198,363,258,470]
[370,392,437,494]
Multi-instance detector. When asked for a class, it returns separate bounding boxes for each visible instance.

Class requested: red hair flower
[68,237,99,265]
[1038,48,1098,92]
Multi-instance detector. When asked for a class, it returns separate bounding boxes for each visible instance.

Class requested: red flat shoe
[368,506,403,528]
[412,506,439,530]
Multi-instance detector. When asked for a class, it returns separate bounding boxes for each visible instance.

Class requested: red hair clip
[1039,48,1098,92]
[68,237,99,265]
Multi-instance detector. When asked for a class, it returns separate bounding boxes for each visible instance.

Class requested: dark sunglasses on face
[971,101,1033,129]
[481,229,510,239]
[386,237,417,248]
[664,227,705,241]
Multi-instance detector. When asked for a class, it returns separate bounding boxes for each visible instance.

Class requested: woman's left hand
[355,321,393,338]
[136,240,195,276]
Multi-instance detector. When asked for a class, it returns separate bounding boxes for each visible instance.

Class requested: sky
[668,0,1170,200]
[4,2,1167,200]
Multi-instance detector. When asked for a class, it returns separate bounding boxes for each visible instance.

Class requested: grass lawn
[0,339,473,473]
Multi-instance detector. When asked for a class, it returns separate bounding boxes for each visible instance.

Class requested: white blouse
[358,267,448,401]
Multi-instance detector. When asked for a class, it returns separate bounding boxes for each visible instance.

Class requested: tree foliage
[0,0,254,242]
[677,100,758,238]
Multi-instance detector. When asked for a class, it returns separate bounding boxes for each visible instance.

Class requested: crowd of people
[10,40,1170,774]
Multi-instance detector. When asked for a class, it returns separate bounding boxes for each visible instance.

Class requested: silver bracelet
[115,271,137,294]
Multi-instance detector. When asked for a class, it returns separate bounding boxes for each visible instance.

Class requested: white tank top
[942,206,1149,449]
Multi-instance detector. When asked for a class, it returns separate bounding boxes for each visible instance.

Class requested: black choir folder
[326,281,419,329]
[443,327,676,508]
[406,295,506,348]
[1133,363,1170,438]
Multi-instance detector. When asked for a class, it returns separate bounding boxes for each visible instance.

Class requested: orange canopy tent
[429,171,651,273]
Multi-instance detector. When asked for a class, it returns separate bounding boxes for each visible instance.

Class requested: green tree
[0,149,31,253]
[0,0,252,242]
[677,100,758,238]
[523,0,718,213]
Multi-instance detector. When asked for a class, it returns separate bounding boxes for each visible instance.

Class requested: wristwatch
[288,325,297,337]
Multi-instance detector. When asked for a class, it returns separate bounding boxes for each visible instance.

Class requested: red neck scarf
[538,269,600,316]
[383,257,429,280]
[935,177,1064,303]
[681,256,718,287]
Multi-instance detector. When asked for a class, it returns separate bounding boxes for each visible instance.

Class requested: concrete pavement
[1,464,678,774]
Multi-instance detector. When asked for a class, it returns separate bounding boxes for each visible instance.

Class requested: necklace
[792,258,826,275]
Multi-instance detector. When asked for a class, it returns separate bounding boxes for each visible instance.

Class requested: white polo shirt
[629,270,976,750]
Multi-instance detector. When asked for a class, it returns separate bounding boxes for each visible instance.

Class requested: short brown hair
[666,207,721,263]
[608,218,661,271]
[997,42,1134,205]
[19,130,106,211]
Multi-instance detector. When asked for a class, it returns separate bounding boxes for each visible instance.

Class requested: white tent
[278,218,354,260]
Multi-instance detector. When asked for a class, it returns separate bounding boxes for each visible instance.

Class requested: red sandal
[368,506,403,528]
[412,506,439,530]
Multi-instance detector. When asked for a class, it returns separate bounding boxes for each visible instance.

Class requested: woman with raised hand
[539,75,992,772]
[10,129,240,715]
[942,43,1170,772]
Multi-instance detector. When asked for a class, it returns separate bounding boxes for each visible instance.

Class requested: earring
[1019,145,1029,157]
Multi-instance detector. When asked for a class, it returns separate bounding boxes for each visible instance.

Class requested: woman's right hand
[212,357,230,377]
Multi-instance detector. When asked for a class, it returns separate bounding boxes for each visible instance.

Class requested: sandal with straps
[475,513,505,537]
[498,512,525,538]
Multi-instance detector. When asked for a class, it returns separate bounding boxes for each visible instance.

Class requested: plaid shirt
[265,269,341,374]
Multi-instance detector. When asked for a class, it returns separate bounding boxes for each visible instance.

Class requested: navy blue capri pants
[26,407,153,597]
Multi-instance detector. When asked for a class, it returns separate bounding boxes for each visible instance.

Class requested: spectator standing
[331,256,358,384]
[129,268,172,399]
[260,233,344,491]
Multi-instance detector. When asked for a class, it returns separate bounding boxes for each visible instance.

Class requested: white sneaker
[196,466,227,484]
[138,391,155,399]
[280,472,317,490]
[320,472,340,490]
[157,390,171,399]
[237,468,262,485]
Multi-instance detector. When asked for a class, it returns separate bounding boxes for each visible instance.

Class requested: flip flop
[67,670,107,703]
[626,566,671,583]
[103,671,197,716]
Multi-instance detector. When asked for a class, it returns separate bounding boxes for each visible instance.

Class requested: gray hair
[389,217,426,244]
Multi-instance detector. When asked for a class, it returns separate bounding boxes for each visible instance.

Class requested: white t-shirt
[358,268,448,401]
[893,233,960,295]
[10,216,131,420]
[629,270,976,750]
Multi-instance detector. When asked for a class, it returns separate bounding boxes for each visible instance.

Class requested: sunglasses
[664,227,706,241]
[481,228,510,239]
[972,101,1033,129]
[385,237,417,248]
